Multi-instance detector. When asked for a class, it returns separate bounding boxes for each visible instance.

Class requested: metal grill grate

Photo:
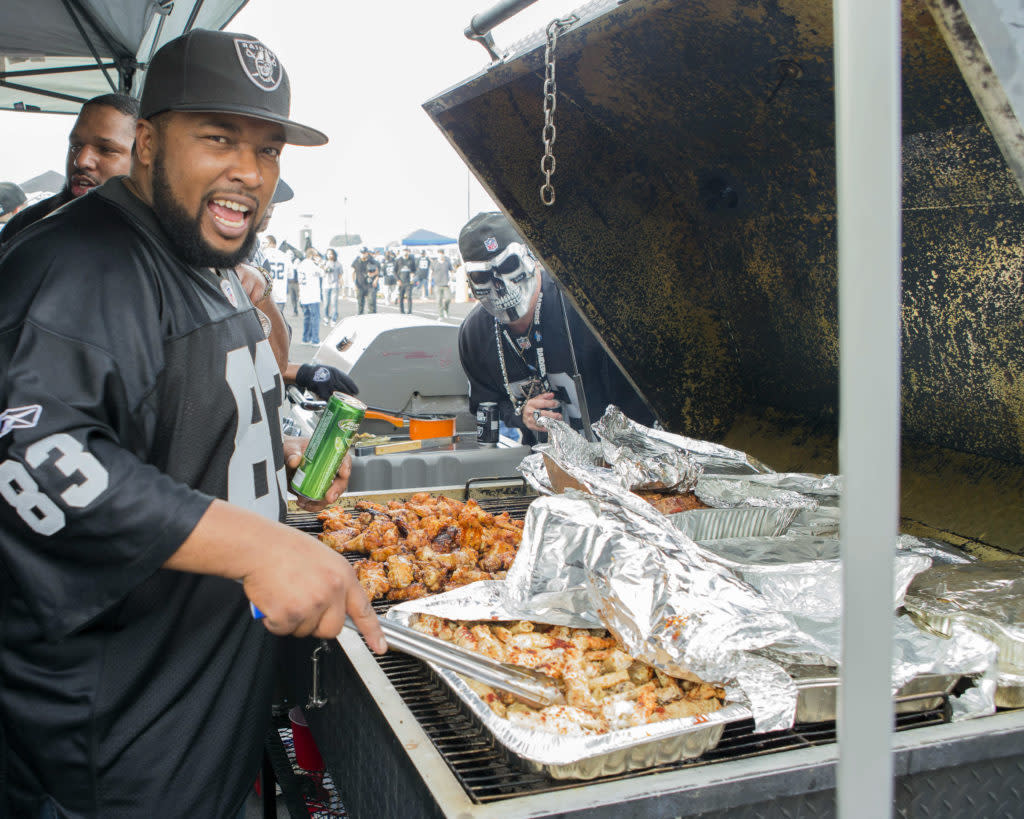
[363,645,950,804]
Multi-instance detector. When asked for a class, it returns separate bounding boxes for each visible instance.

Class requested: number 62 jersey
[0,178,284,817]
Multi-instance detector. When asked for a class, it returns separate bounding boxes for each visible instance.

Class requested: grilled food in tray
[409,614,725,736]
[317,492,525,602]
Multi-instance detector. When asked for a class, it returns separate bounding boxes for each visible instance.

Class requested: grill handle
[343,617,564,709]
[464,475,529,500]
[306,641,330,710]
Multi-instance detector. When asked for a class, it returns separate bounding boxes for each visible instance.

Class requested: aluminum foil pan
[668,506,798,540]
[384,602,752,780]
[695,535,932,620]
[789,664,960,723]
[592,409,771,476]
[996,668,1024,709]
[904,561,1024,673]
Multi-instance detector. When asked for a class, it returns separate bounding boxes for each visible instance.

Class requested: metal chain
[540,15,578,207]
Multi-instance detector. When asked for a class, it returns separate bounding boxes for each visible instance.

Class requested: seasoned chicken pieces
[317,494,525,602]
[410,616,727,735]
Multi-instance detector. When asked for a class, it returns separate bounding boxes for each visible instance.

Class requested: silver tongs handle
[342,617,564,709]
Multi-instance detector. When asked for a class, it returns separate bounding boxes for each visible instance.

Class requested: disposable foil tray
[996,679,1024,710]
[668,506,797,540]
[386,610,750,780]
[789,665,959,723]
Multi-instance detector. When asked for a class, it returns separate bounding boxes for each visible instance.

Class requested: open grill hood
[424,0,1024,555]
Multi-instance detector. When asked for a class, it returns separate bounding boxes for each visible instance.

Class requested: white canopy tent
[0,0,248,114]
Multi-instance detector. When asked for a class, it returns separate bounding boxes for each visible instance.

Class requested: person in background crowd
[383,249,398,305]
[433,247,454,320]
[0,181,27,230]
[396,246,417,314]
[323,247,341,323]
[416,248,432,299]
[262,234,291,317]
[286,248,301,316]
[456,212,656,446]
[364,250,381,313]
[352,246,371,314]
[0,93,138,248]
[0,29,384,818]
[299,246,324,344]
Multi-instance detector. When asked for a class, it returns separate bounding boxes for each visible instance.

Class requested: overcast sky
[0,0,577,247]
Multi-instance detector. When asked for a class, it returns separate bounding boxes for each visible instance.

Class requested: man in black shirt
[0,93,138,248]
[0,29,384,818]
[351,246,378,314]
[457,212,655,445]
[396,247,417,313]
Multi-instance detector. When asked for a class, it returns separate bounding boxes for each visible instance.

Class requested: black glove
[294,364,359,399]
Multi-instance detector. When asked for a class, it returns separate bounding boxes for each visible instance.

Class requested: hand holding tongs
[343,617,565,709]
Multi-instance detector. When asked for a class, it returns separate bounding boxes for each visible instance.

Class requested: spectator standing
[364,251,381,313]
[383,249,398,305]
[396,247,417,314]
[352,247,370,314]
[323,247,341,322]
[433,248,454,319]
[299,247,323,343]
[416,249,432,299]
[262,235,291,315]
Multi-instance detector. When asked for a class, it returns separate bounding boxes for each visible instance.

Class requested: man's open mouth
[207,198,254,239]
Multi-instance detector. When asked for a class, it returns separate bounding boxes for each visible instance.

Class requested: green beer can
[290,392,366,501]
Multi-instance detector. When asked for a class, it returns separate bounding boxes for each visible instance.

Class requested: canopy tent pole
[835,0,901,817]
[58,0,122,92]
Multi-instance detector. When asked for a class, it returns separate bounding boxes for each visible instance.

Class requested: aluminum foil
[695,477,820,510]
[693,535,932,621]
[384,592,752,780]
[594,406,770,475]
[591,406,703,492]
[904,561,1024,673]
[762,614,997,721]
[517,451,555,495]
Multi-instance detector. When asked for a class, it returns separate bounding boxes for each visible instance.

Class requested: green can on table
[290,392,367,501]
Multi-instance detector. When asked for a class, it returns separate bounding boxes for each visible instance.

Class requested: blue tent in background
[402,228,457,246]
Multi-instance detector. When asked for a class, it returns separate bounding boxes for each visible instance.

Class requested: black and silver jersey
[0,177,285,817]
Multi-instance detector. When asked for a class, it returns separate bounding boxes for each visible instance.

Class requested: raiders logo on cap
[484,236,499,252]
[234,38,283,91]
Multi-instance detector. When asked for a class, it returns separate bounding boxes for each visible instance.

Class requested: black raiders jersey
[0,178,283,817]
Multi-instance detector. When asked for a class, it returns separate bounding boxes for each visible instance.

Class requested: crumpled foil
[518,451,555,495]
[695,477,820,510]
[904,561,1024,673]
[592,406,703,491]
[693,535,932,620]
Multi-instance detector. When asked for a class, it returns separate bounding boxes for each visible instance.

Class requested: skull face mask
[464,242,540,324]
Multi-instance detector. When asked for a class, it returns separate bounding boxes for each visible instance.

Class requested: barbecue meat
[634,491,709,515]
[320,494,525,601]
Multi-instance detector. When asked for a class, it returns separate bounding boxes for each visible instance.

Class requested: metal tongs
[343,617,565,709]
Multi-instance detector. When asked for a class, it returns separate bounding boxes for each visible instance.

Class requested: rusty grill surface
[290,495,951,804]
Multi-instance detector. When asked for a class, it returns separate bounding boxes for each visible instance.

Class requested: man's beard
[151,150,256,268]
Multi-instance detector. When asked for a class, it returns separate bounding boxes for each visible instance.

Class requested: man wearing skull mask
[457,212,654,444]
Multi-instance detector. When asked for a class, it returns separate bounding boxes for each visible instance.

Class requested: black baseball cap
[459,212,522,262]
[0,182,26,217]
[271,178,293,204]
[140,29,327,146]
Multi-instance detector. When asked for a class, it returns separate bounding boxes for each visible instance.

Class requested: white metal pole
[834,0,901,817]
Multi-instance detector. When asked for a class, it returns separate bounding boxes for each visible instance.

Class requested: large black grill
[288,493,952,808]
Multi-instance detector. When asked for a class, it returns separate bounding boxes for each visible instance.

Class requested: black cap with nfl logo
[140,29,327,146]
[458,212,524,263]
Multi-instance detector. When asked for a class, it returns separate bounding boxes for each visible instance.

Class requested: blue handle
[250,602,265,620]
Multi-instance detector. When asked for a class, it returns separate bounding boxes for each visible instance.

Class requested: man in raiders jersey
[457,212,655,445]
[0,29,384,818]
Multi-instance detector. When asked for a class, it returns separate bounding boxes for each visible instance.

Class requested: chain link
[540,15,578,207]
